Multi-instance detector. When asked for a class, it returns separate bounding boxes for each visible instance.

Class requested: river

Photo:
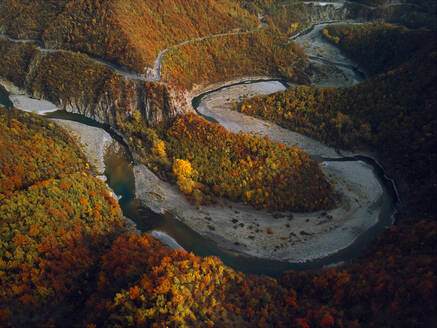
[41,85,397,277]
[0,20,399,277]
[0,86,12,108]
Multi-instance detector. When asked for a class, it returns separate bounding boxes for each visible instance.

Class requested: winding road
[0,20,265,83]
[1,0,422,84]
[0,2,401,269]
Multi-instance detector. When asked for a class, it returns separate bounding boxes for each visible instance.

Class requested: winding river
[0,18,400,277]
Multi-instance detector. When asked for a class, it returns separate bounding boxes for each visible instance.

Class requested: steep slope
[322,22,431,75]
[1,0,259,73]
[0,107,126,325]
[161,27,308,90]
[0,39,177,126]
[237,23,437,218]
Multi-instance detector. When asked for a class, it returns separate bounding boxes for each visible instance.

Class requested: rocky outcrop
[9,48,184,128]
[51,79,178,128]
[298,1,436,30]
[298,2,351,23]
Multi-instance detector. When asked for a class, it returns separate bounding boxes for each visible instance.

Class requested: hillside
[0,107,337,327]
[161,27,308,90]
[322,22,431,75]
[0,107,126,324]
[2,105,433,328]
[0,2,436,328]
[0,0,259,72]
[236,23,437,219]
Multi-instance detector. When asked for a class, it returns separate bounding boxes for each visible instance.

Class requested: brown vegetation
[162,27,308,90]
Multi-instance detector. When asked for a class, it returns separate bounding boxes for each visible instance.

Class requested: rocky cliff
[0,39,184,128]
[298,2,351,22]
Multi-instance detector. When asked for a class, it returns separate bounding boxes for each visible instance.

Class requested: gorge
[0,1,435,327]
[1,16,398,272]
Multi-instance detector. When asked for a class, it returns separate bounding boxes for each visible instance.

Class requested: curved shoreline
[131,78,390,263]
[0,72,396,268]
[0,79,59,114]
[49,119,115,176]
[0,17,399,267]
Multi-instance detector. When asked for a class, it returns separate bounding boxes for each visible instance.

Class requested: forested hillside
[162,27,308,90]
[165,114,335,211]
[0,107,126,324]
[0,108,342,327]
[119,111,336,211]
[0,2,436,328]
[322,22,431,75]
[237,23,436,220]
[2,106,434,327]
[0,0,259,72]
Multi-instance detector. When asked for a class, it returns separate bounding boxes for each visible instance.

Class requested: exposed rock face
[19,51,182,128]
[298,2,351,22]
[52,79,178,127]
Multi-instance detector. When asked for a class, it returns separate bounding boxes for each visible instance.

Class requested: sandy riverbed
[135,155,382,263]
[135,80,383,262]
[51,119,115,175]
[0,79,59,114]
[294,22,365,87]
[50,118,141,233]
[196,81,345,158]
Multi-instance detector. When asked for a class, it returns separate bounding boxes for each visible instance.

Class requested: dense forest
[2,105,434,327]
[0,0,258,72]
[236,23,437,219]
[119,112,335,211]
[322,22,430,75]
[162,27,308,90]
[0,40,38,89]
[166,114,335,211]
[0,1,436,327]
[0,107,126,324]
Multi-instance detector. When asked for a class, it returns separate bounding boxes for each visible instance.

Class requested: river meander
[0,20,399,277]
[41,86,397,277]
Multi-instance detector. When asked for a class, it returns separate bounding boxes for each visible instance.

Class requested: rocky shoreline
[133,79,384,263]
[0,79,58,114]
[50,119,115,176]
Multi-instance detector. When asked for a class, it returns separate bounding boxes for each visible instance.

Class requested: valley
[0,1,435,327]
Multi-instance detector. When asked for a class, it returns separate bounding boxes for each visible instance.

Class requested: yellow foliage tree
[151,139,167,158]
[173,159,195,178]
[173,159,196,195]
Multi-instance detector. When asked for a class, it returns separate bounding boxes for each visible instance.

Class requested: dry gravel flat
[134,81,383,263]
[51,119,115,175]
[1,79,58,114]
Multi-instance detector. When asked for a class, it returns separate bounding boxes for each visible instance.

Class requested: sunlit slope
[0,107,126,325]
[0,0,258,73]
[161,28,308,90]
[111,0,259,68]
[0,0,70,38]
[0,108,85,197]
